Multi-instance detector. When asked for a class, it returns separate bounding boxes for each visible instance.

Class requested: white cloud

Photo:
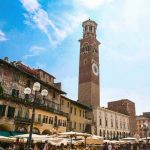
[73,0,113,10]
[103,44,150,64]
[23,45,45,59]
[107,0,150,32]
[20,0,114,47]
[20,0,39,12]
[101,87,150,115]
[0,30,8,42]
[20,0,88,46]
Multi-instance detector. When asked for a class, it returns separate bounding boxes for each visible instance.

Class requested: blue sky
[0,0,150,115]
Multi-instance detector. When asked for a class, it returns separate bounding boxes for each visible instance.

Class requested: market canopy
[58,131,91,137]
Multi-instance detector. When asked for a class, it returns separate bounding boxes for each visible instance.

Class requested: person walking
[108,143,112,150]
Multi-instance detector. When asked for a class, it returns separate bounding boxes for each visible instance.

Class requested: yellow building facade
[60,96,92,132]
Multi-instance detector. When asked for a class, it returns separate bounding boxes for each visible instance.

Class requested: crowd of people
[103,142,150,150]
[0,141,150,150]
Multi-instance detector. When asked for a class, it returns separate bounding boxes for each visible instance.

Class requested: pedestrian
[43,141,48,150]
[108,143,112,150]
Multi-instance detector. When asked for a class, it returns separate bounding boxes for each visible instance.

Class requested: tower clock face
[92,63,99,76]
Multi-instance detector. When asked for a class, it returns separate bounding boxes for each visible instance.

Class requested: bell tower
[78,19,100,107]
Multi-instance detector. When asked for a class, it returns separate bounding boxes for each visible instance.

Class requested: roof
[108,99,135,104]
[36,69,56,79]
[0,59,66,94]
[94,106,130,117]
[136,116,150,120]
[82,19,97,27]
[61,95,92,110]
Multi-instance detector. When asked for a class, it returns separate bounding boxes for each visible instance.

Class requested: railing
[0,93,68,117]
[14,116,32,124]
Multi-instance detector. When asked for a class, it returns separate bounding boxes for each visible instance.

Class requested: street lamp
[24,82,48,149]
[141,122,149,141]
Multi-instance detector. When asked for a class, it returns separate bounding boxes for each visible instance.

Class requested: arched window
[81,43,90,54]
[33,128,40,134]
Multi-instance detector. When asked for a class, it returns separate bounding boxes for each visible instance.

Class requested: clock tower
[78,19,100,107]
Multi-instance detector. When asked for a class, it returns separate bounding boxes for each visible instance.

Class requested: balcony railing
[0,93,68,117]
[14,116,32,124]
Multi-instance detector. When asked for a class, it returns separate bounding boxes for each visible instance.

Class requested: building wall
[0,59,67,134]
[78,19,100,107]
[60,96,91,133]
[108,99,136,136]
[136,116,150,138]
[93,107,130,139]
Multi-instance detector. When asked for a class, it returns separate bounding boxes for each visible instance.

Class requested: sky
[0,0,150,115]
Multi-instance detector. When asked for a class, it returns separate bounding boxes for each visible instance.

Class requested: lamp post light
[24,82,48,149]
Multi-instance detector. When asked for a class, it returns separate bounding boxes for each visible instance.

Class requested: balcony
[0,93,68,117]
[14,116,32,124]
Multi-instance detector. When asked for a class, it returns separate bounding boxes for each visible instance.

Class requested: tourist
[108,143,112,150]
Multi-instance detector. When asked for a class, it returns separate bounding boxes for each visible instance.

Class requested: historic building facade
[93,107,130,139]
[136,114,150,138]
[0,57,92,135]
[0,58,68,134]
[60,96,92,133]
[108,99,136,136]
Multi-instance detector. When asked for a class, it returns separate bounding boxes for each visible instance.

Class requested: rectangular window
[61,100,64,105]
[99,118,102,126]
[105,119,108,127]
[70,122,72,129]
[43,116,46,123]
[80,110,82,117]
[51,117,53,124]
[58,119,60,126]
[80,123,82,130]
[46,116,48,124]
[12,89,19,97]
[0,105,6,117]
[27,80,31,87]
[74,122,76,129]
[7,106,15,119]
[70,107,73,114]
[49,117,51,124]
[83,124,84,130]
[67,102,69,108]
[38,114,41,123]
[74,108,76,115]
[83,111,84,117]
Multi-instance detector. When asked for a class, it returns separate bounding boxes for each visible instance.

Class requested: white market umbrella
[58,131,91,147]
[58,131,91,137]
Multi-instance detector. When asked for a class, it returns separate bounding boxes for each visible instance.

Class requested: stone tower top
[82,19,97,38]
